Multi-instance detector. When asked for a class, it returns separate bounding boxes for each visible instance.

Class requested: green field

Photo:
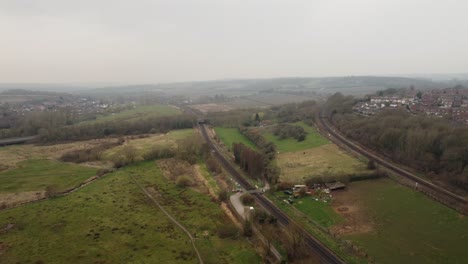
[274,192,343,228]
[0,159,97,193]
[344,179,468,264]
[83,104,181,124]
[263,122,329,153]
[267,192,365,264]
[0,161,260,263]
[214,127,257,151]
[277,143,370,183]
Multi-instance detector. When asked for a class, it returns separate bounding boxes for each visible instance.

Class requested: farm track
[130,174,204,264]
[199,123,345,264]
[318,111,468,215]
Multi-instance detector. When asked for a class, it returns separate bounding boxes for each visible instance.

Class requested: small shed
[325,182,346,191]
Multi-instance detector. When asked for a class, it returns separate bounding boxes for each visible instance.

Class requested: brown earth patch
[157,158,193,181]
[0,191,45,208]
[0,241,9,256]
[330,189,374,235]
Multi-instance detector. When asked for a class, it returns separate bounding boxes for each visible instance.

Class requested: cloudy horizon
[1,0,467,84]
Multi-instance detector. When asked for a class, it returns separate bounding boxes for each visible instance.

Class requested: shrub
[240,193,255,206]
[217,223,239,239]
[367,160,377,170]
[176,175,193,187]
[243,220,253,237]
[218,189,228,202]
[142,146,175,161]
[276,181,294,191]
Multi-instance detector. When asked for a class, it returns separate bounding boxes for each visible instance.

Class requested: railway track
[318,111,468,214]
[198,123,345,264]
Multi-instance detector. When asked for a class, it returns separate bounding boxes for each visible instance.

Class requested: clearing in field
[0,159,97,194]
[190,103,234,113]
[0,161,260,264]
[263,122,329,153]
[277,144,370,183]
[335,178,468,264]
[214,127,257,151]
[102,129,195,160]
[82,104,181,124]
[0,138,117,168]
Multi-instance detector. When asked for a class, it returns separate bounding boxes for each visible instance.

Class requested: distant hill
[83,76,446,97]
[3,75,463,97]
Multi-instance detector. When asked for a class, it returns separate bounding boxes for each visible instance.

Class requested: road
[318,111,468,214]
[198,123,346,264]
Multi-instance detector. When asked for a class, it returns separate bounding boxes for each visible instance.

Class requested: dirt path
[129,174,204,264]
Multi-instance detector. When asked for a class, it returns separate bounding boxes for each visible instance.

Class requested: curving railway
[198,122,346,264]
[318,111,468,214]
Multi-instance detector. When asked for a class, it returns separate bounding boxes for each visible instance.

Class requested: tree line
[326,93,468,192]
[239,127,280,184]
[38,114,195,143]
[273,124,307,141]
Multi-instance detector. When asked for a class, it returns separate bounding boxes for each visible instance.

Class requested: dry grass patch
[0,139,117,168]
[102,129,194,160]
[277,144,370,183]
[0,191,45,208]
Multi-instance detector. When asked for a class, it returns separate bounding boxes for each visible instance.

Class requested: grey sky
[1,0,467,83]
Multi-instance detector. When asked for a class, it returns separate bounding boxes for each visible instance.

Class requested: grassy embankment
[82,104,181,124]
[214,127,257,151]
[0,161,260,264]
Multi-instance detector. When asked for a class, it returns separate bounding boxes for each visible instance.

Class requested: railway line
[318,111,468,214]
[198,123,345,264]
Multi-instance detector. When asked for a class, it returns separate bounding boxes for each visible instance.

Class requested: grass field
[0,161,260,263]
[274,192,343,228]
[340,179,468,264]
[277,144,370,183]
[263,122,329,153]
[214,127,257,151]
[83,104,181,124]
[267,192,366,264]
[0,159,97,193]
[102,129,195,160]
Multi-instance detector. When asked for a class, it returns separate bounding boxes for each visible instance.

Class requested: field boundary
[129,174,204,264]
[0,172,110,212]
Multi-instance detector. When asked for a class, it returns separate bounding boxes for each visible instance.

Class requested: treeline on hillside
[233,143,265,180]
[271,100,319,125]
[273,124,307,141]
[239,127,279,184]
[326,93,468,191]
[206,108,269,127]
[60,140,124,163]
[0,110,77,139]
[39,114,195,143]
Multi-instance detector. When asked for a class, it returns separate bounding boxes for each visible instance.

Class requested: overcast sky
[0,0,467,83]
